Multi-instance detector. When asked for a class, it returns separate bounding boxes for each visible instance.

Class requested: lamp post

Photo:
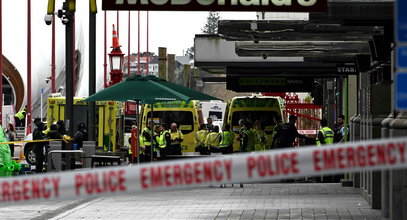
[108,24,124,87]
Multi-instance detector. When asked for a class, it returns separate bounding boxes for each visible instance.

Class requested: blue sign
[396,72,407,110]
[40,88,44,95]
[397,0,407,42]
[397,47,407,69]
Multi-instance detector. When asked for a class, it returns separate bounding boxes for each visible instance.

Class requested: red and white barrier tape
[0,137,406,205]
[298,130,318,135]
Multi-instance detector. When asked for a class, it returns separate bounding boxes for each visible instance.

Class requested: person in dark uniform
[46,124,62,140]
[73,122,88,150]
[56,120,66,136]
[274,115,309,148]
[4,123,17,157]
[33,118,46,173]
[206,117,214,133]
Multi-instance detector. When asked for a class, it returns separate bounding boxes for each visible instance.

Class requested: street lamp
[108,24,124,87]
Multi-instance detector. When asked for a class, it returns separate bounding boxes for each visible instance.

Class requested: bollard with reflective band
[131,127,138,163]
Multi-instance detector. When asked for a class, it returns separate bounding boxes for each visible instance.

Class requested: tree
[185,46,194,59]
[201,12,220,34]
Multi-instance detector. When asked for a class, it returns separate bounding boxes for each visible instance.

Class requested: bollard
[83,141,96,168]
[47,141,62,171]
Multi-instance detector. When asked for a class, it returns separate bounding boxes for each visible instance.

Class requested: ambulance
[223,95,285,152]
[23,95,123,164]
[140,100,203,153]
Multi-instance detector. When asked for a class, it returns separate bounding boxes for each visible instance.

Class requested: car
[23,133,36,165]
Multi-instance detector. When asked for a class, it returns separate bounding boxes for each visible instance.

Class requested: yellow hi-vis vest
[316,127,334,146]
[195,130,207,147]
[219,131,234,148]
[159,130,170,148]
[15,109,26,120]
[142,127,152,146]
[205,132,220,148]
[170,129,183,145]
[254,130,267,151]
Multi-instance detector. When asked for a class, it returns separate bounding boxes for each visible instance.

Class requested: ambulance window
[124,117,137,133]
[209,111,222,120]
[147,111,194,134]
[231,111,279,134]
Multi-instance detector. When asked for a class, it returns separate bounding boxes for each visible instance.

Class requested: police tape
[0,137,406,205]
[0,139,65,145]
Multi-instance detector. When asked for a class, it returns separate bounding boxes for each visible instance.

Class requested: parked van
[201,101,226,129]
[140,100,203,153]
[223,95,285,152]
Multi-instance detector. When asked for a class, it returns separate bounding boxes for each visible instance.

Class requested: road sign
[397,0,407,42]
[226,75,315,92]
[395,72,407,110]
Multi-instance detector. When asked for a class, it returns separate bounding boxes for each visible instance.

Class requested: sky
[0,0,258,102]
[113,11,257,55]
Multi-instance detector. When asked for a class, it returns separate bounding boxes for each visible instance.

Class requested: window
[147,111,194,134]
[208,111,222,120]
[231,111,279,134]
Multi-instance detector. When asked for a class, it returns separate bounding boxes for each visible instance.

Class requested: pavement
[0,183,381,220]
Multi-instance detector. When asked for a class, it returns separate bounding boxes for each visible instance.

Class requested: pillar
[158,47,167,80]
[167,54,176,83]
[182,64,191,88]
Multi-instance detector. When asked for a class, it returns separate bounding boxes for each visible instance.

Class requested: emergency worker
[153,125,161,160]
[56,120,66,136]
[316,118,334,146]
[205,125,220,153]
[33,118,46,173]
[271,115,283,149]
[195,124,208,155]
[4,123,17,157]
[158,124,171,159]
[241,121,256,152]
[237,119,246,152]
[273,115,308,148]
[219,124,234,154]
[169,123,183,155]
[46,124,62,140]
[254,120,267,151]
[14,106,27,127]
[73,122,88,150]
[317,118,339,182]
[141,121,154,162]
[206,117,214,133]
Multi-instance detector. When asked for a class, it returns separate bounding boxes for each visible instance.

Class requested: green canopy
[82,75,221,103]
[145,75,220,101]
[82,75,191,103]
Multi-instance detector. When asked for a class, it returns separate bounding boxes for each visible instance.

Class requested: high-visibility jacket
[170,130,183,145]
[15,108,26,120]
[205,132,220,148]
[153,131,160,152]
[142,127,152,147]
[219,131,234,148]
[243,129,256,152]
[159,130,170,148]
[316,127,334,146]
[254,129,267,151]
[195,130,208,147]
